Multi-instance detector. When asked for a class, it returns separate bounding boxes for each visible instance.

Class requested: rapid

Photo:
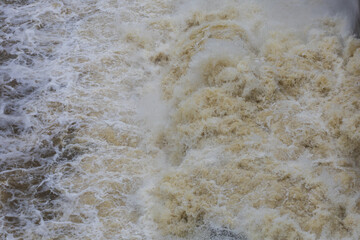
[0,0,360,239]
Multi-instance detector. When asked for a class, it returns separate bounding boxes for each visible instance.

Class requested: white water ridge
[0,0,360,239]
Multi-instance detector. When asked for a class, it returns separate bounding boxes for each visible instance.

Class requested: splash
[143,0,360,239]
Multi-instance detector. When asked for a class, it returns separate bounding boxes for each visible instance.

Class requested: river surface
[1,0,360,239]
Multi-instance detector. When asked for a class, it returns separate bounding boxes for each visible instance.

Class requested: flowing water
[1,0,360,239]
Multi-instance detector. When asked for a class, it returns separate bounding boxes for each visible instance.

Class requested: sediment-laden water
[1,0,359,239]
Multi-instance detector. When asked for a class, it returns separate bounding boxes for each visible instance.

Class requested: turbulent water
[1,0,360,239]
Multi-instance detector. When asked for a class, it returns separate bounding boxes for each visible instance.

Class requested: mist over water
[1,0,360,239]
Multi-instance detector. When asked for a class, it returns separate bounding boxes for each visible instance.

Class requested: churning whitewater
[1,0,360,239]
